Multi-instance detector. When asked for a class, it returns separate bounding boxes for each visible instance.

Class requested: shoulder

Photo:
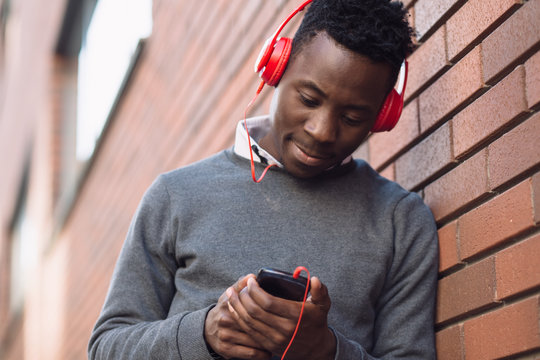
[348,159,436,226]
[148,149,254,207]
[350,159,410,203]
[162,150,232,177]
[157,150,241,188]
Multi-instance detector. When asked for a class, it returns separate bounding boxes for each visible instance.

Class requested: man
[88,1,438,359]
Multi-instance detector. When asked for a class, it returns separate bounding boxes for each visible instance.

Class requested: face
[259,32,393,179]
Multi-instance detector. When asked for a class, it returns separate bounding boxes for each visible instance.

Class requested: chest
[169,191,394,325]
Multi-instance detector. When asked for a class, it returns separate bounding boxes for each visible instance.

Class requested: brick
[496,233,540,300]
[453,66,528,158]
[368,99,419,169]
[438,220,460,273]
[464,296,540,360]
[446,0,521,61]
[395,121,453,190]
[459,180,535,260]
[436,324,465,360]
[525,51,540,108]
[425,149,488,222]
[488,112,540,189]
[534,173,540,224]
[414,0,463,39]
[437,257,497,324]
[407,26,448,98]
[482,0,540,84]
[419,46,484,133]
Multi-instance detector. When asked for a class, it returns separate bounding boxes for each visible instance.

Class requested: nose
[303,111,338,143]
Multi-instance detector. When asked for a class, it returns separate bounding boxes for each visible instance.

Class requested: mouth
[291,141,333,166]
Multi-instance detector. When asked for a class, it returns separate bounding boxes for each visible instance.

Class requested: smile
[291,141,332,166]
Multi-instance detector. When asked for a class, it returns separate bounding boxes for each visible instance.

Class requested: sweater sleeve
[333,192,439,360]
[87,175,215,360]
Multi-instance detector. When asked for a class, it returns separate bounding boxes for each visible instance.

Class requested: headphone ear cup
[258,37,292,87]
[371,89,404,132]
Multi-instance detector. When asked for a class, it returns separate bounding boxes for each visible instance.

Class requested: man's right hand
[204,274,272,360]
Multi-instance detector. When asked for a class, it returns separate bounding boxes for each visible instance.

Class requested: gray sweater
[88,149,438,359]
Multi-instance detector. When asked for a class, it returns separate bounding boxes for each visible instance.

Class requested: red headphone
[254,0,408,132]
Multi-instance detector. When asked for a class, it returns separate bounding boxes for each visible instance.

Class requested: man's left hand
[225,275,336,360]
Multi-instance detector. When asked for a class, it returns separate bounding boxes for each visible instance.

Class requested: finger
[227,287,269,333]
[226,344,272,360]
[218,328,265,349]
[207,300,270,358]
[215,300,245,332]
[232,274,256,293]
[215,339,271,360]
[307,277,331,310]
[228,285,293,351]
[243,280,301,344]
[246,277,303,319]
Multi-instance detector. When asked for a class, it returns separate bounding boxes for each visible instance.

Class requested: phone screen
[256,268,309,301]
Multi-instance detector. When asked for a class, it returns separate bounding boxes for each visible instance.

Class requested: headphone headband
[396,60,408,96]
[255,0,313,74]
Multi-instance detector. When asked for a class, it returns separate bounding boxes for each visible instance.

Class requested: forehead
[285,33,393,101]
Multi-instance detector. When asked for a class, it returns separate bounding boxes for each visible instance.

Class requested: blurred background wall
[0,0,539,359]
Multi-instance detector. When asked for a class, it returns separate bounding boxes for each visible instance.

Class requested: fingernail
[226,288,233,298]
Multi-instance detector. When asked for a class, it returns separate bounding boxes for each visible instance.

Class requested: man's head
[290,0,414,90]
[259,0,414,179]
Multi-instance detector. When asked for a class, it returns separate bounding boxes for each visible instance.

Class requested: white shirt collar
[233,116,283,167]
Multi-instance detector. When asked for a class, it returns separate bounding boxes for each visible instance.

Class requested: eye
[342,115,367,127]
[299,93,319,108]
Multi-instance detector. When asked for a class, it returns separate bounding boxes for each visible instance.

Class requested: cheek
[273,100,302,133]
[338,129,370,153]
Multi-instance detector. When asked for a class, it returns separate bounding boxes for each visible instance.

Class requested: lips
[291,140,333,167]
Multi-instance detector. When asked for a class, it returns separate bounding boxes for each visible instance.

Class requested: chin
[287,169,321,179]
[283,161,326,179]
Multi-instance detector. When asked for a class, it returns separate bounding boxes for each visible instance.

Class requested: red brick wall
[0,0,539,359]
[384,0,540,358]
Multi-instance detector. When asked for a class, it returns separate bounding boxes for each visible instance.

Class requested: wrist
[204,306,225,360]
[205,343,226,360]
[312,328,337,360]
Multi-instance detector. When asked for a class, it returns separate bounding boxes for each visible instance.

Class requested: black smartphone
[256,268,310,302]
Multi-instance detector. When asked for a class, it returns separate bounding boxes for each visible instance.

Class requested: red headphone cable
[280,266,311,360]
[243,80,278,183]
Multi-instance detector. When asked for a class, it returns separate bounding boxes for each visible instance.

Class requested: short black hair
[291,0,414,84]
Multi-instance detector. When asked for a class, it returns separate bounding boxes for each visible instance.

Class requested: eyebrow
[297,80,327,98]
[297,80,372,112]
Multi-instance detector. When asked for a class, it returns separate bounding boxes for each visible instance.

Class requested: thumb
[232,274,256,293]
[308,277,331,309]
